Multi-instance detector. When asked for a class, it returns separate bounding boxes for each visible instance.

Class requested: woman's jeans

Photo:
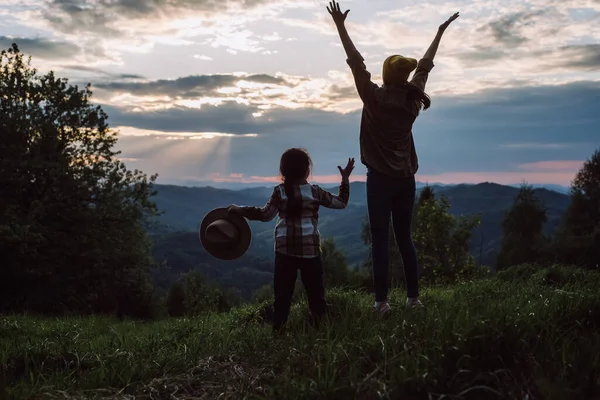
[366,168,419,301]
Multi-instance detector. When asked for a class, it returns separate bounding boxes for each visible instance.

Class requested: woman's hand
[228,205,243,215]
[439,12,460,32]
[337,157,355,179]
[327,1,350,26]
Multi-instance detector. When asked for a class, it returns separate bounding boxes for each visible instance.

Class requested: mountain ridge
[149,181,571,297]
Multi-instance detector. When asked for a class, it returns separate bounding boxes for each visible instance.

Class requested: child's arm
[229,187,280,222]
[317,177,350,210]
[317,157,355,209]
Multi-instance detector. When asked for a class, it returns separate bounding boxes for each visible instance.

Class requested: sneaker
[374,301,391,314]
[406,297,424,309]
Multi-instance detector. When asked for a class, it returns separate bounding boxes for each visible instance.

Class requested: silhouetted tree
[321,237,354,287]
[252,284,274,304]
[360,186,480,287]
[550,149,600,269]
[413,193,481,282]
[0,44,159,316]
[418,185,436,204]
[496,184,547,270]
[565,149,600,236]
[176,271,241,315]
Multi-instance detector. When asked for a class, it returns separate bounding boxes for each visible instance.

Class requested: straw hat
[199,207,252,260]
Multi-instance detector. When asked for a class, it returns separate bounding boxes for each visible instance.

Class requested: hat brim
[199,208,252,261]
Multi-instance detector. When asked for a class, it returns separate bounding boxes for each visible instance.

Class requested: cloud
[115,126,259,138]
[58,65,144,80]
[100,79,600,141]
[0,36,80,60]
[324,84,357,101]
[481,10,549,47]
[94,73,295,99]
[104,101,359,136]
[500,143,573,150]
[40,0,270,38]
[553,44,600,71]
[100,79,600,187]
[518,160,584,171]
[90,71,351,114]
[0,0,317,69]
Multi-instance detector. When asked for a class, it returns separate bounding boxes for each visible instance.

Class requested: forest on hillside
[148,181,572,294]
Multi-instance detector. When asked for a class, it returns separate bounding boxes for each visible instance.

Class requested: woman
[327,1,459,313]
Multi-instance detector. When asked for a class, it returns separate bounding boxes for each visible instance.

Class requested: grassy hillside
[3,265,599,399]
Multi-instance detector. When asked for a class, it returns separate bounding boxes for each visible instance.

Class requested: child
[228,148,355,332]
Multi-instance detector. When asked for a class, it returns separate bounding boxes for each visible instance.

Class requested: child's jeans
[273,252,327,331]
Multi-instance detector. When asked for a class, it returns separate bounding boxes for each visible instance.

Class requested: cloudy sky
[2,0,599,187]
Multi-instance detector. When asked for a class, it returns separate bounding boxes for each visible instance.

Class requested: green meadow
[2,264,599,400]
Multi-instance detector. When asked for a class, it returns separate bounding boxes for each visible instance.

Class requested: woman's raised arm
[423,12,460,61]
[327,1,358,58]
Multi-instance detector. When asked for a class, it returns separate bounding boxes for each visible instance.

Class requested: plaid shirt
[346,49,434,178]
[240,178,350,258]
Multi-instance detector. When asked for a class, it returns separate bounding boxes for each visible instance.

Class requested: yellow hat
[382,55,418,85]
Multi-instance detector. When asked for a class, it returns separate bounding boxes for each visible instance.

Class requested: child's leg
[273,252,298,332]
[299,256,327,326]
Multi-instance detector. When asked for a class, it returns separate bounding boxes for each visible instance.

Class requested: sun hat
[199,207,252,260]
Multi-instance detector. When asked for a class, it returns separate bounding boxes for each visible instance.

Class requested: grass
[2,264,600,399]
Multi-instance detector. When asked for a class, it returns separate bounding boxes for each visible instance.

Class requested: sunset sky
[1,0,599,187]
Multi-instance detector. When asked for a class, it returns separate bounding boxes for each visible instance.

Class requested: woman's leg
[390,175,419,299]
[366,169,393,303]
[273,252,299,332]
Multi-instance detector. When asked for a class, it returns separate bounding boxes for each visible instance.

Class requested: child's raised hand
[337,157,355,179]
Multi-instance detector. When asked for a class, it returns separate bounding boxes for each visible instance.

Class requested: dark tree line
[497,150,600,270]
[0,44,161,317]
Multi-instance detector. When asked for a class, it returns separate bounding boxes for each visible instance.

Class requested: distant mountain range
[155,179,571,194]
[148,181,572,297]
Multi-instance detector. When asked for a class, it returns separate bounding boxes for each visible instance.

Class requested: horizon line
[153,180,571,189]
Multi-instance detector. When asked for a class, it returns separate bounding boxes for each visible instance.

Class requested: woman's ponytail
[406,82,431,111]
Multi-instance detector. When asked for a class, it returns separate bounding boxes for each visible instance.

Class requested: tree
[321,237,350,287]
[321,236,366,289]
[551,149,600,269]
[359,185,479,289]
[565,149,600,237]
[252,284,274,303]
[412,189,481,283]
[0,44,159,316]
[175,271,241,316]
[496,184,547,270]
[418,185,435,204]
